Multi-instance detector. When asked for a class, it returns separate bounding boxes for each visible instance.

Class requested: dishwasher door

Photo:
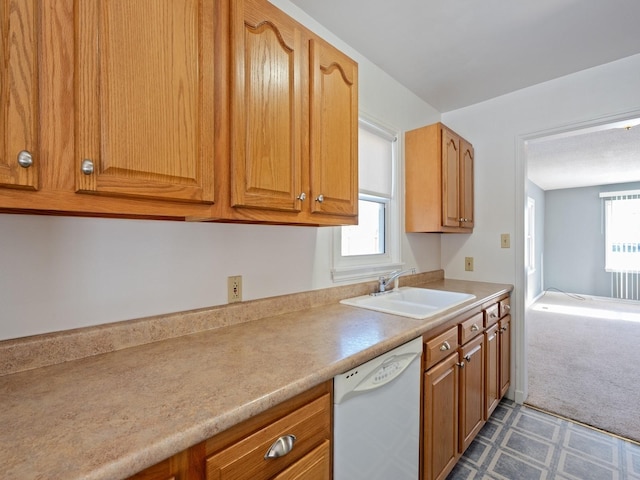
[333,337,422,480]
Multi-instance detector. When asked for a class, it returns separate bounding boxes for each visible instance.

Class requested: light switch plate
[501,233,510,248]
[465,257,474,271]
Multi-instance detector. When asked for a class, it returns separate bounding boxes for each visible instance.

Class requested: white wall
[0,1,441,341]
[441,53,640,402]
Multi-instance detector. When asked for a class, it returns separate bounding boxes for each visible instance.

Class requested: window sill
[331,262,405,283]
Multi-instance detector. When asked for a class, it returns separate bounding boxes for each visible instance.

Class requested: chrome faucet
[377,268,417,293]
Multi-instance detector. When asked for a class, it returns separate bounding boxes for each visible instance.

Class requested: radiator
[611,271,640,300]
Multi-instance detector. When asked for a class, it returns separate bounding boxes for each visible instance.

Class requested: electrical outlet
[228,275,242,303]
[501,233,510,248]
[465,257,474,272]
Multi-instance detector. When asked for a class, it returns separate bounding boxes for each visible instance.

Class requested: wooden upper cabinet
[0,0,38,190]
[230,0,303,212]
[460,138,474,229]
[75,0,215,204]
[441,127,460,228]
[309,38,358,218]
[405,122,474,233]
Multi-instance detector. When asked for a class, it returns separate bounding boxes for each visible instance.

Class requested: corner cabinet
[0,0,39,191]
[0,0,358,226]
[406,123,474,233]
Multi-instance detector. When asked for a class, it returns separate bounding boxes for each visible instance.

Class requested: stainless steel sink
[340,287,476,319]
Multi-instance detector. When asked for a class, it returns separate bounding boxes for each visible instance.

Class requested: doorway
[517,113,640,441]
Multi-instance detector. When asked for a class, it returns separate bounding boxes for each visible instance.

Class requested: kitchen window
[601,190,640,272]
[332,117,402,281]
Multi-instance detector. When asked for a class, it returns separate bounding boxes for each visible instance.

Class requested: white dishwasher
[333,336,422,480]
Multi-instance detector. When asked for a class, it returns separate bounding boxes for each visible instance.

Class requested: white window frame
[332,116,402,282]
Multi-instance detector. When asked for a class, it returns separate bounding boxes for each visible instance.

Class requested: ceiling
[527,120,640,190]
[290,0,640,112]
[289,0,640,191]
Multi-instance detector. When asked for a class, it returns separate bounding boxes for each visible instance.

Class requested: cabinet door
[309,38,358,217]
[460,138,474,228]
[272,441,330,480]
[499,314,511,397]
[424,352,460,480]
[230,0,303,212]
[75,0,215,203]
[0,0,38,190]
[459,335,484,452]
[441,127,460,227]
[485,323,500,418]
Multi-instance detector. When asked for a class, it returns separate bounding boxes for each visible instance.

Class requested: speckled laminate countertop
[0,278,512,480]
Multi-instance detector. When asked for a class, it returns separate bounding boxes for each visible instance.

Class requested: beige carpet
[526,291,640,443]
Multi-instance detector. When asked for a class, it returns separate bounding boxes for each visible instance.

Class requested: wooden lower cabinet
[499,314,511,397]
[424,352,460,480]
[127,382,331,480]
[484,323,500,418]
[459,335,484,452]
[423,294,511,480]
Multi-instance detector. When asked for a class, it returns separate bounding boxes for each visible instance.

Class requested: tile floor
[447,400,640,480]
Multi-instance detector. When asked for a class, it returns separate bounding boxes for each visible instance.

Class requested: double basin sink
[340,287,475,320]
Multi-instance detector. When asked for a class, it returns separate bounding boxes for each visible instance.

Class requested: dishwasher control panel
[333,337,423,404]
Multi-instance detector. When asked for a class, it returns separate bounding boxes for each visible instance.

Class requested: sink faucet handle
[378,267,417,293]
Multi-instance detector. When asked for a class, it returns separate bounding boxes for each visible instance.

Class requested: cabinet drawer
[499,297,511,318]
[459,312,484,345]
[206,394,331,480]
[484,304,500,327]
[425,326,459,370]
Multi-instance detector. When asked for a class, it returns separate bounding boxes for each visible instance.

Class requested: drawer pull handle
[490,312,497,318]
[470,324,479,332]
[503,304,511,312]
[439,341,451,351]
[464,354,472,363]
[500,326,508,333]
[456,362,465,368]
[265,434,296,459]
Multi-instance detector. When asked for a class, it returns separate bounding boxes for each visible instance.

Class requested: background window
[602,190,640,272]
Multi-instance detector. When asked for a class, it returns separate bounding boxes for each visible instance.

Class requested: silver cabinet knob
[439,341,451,351]
[504,304,511,312]
[470,324,479,332]
[17,150,33,168]
[464,354,472,363]
[315,194,324,203]
[264,434,296,459]
[297,192,306,201]
[457,362,465,368]
[81,159,95,175]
